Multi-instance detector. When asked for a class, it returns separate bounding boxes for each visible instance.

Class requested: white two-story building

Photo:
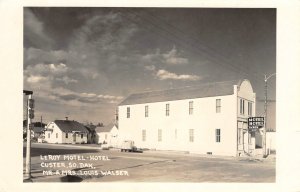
[118,79,256,157]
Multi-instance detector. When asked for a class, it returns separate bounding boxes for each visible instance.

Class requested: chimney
[65,117,68,121]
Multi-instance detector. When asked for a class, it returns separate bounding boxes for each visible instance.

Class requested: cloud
[141,47,189,67]
[24,48,69,67]
[156,69,201,81]
[25,63,67,76]
[163,46,188,65]
[70,12,138,53]
[24,9,53,49]
[56,76,78,84]
[54,91,123,105]
[144,65,156,71]
[27,75,48,83]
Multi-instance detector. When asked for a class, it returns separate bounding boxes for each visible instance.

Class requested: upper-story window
[216,129,221,142]
[248,102,252,116]
[158,129,162,142]
[127,107,130,118]
[145,105,149,117]
[189,101,193,115]
[240,99,245,115]
[216,99,221,113]
[142,130,146,141]
[189,129,194,142]
[166,103,170,116]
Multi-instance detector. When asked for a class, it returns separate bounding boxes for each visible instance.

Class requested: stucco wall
[119,94,238,156]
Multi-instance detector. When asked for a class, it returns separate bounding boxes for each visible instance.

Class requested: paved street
[23,143,275,182]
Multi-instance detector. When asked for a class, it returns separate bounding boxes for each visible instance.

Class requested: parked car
[120,140,143,153]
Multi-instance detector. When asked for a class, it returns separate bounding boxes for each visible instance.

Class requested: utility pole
[23,90,34,180]
[263,73,276,157]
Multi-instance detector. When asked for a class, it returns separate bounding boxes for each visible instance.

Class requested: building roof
[119,79,243,106]
[95,123,117,133]
[54,120,89,133]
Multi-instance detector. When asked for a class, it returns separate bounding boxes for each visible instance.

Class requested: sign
[29,109,34,119]
[29,123,34,130]
[28,99,35,109]
[248,117,264,131]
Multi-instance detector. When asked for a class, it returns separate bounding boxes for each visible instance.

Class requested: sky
[23,7,276,125]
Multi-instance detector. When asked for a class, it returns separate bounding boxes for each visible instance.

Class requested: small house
[95,123,118,147]
[44,118,89,144]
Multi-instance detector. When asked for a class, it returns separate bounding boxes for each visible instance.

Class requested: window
[158,129,162,142]
[145,105,149,117]
[166,104,170,116]
[48,133,50,138]
[238,129,243,144]
[56,133,58,138]
[215,129,221,142]
[66,133,68,138]
[142,130,146,141]
[189,101,193,115]
[189,129,194,142]
[105,134,107,140]
[216,99,221,113]
[127,107,130,118]
[240,99,245,115]
[248,132,252,144]
[81,134,83,139]
[248,102,252,116]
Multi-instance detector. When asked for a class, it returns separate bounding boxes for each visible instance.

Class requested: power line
[119,9,275,91]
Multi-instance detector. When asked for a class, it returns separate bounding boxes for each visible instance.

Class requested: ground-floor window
[66,133,68,138]
[216,129,221,142]
[189,129,194,142]
[158,129,162,142]
[48,133,50,138]
[238,128,243,144]
[142,130,146,141]
[81,134,83,139]
[249,132,255,144]
[56,133,58,138]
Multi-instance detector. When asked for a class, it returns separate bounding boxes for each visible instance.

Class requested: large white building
[118,79,256,157]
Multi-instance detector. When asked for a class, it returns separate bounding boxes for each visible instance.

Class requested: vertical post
[263,73,275,157]
[25,93,32,179]
[263,75,268,157]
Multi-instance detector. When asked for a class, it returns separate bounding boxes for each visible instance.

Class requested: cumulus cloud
[27,75,48,83]
[54,91,123,105]
[156,69,201,81]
